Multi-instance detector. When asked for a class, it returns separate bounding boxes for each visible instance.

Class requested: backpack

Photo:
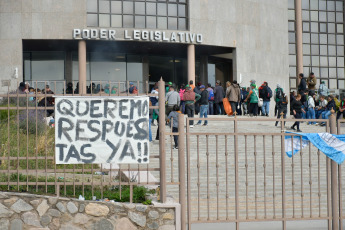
[276,88,283,100]
[267,87,273,98]
[208,90,214,101]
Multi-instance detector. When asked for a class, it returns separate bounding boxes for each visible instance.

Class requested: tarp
[285,132,345,164]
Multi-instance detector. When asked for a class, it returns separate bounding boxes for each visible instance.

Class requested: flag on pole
[285,132,345,164]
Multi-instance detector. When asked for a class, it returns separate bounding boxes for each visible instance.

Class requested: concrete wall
[0,0,289,98]
[0,192,177,230]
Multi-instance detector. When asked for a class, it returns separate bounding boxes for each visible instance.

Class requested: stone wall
[0,192,177,230]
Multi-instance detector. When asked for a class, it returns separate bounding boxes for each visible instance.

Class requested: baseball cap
[251,84,256,88]
[129,82,134,85]
[185,84,189,88]
[168,82,172,85]
[216,80,221,84]
[200,85,205,89]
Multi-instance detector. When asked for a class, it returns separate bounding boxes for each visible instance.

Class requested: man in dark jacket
[213,80,225,115]
[259,82,272,117]
[196,85,209,126]
[183,87,201,127]
[320,95,336,126]
[298,73,306,93]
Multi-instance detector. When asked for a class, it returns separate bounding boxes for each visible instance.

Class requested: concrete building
[0,0,289,97]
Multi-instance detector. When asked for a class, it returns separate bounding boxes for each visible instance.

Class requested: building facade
[0,0,288,95]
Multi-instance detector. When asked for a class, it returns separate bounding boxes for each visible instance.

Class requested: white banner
[55,96,150,164]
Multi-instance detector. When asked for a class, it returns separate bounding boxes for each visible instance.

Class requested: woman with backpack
[244,84,259,117]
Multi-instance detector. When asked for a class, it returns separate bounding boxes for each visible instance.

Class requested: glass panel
[311,45,319,55]
[319,0,326,10]
[99,14,110,27]
[158,3,167,16]
[178,18,186,30]
[336,1,343,11]
[289,32,296,43]
[168,17,177,30]
[135,16,145,28]
[111,15,122,27]
[303,33,310,43]
[338,80,345,88]
[157,16,167,29]
[321,68,328,77]
[123,1,133,14]
[338,57,344,67]
[289,21,295,31]
[179,0,186,3]
[302,10,309,20]
[328,12,335,22]
[319,12,327,22]
[338,68,345,78]
[289,44,296,54]
[328,23,336,33]
[178,4,186,17]
[327,1,335,11]
[329,79,337,89]
[310,22,318,32]
[146,2,156,15]
[302,0,309,10]
[303,44,310,54]
[329,45,336,56]
[320,23,327,32]
[288,0,294,9]
[146,16,156,29]
[123,15,134,28]
[328,34,336,44]
[99,0,110,13]
[90,53,126,82]
[311,67,319,76]
[310,0,318,10]
[337,24,343,33]
[320,56,328,66]
[310,11,318,21]
[320,34,328,44]
[87,0,98,13]
[303,22,310,32]
[320,45,328,55]
[303,55,311,66]
[72,53,91,82]
[288,10,295,20]
[135,2,145,14]
[336,13,344,22]
[168,4,177,16]
[329,57,337,67]
[290,78,297,88]
[87,14,98,27]
[311,33,319,43]
[23,53,31,80]
[290,55,296,65]
[289,67,296,77]
[312,56,320,66]
[337,35,344,45]
[31,52,65,81]
[337,45,344,55]
[111,1,122,14]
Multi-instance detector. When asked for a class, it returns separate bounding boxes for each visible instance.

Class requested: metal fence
[0,79,344,230]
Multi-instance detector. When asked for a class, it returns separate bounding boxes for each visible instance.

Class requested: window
[86,0,188,30]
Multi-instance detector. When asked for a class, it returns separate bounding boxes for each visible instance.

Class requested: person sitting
[319,95,336,126]
[315,95,327,119]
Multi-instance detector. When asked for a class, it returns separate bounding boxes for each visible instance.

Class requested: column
[187,44,195,84]
[200,55,208,85]
[295,0,303,86]
[142,56,150,93]
[78,40,87,95]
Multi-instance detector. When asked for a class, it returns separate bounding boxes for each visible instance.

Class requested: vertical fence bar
[338,120,343,230]
[272,136,276,218]
[300,136,304,218]
[206,135,210,220]
[329,112,339,230]
[234,119,239,230]
[197,135,200,220]
[216,135,219,220]
[186,120,192,230]
[263,135,267,219]
[245,135,248,219]
[7,87,10,191]
[254,135,257,219]
[281,117,286,230]
[158,78,166,202]
[309,142,312,218]
[178,113,186,230]
[225,135,229,220]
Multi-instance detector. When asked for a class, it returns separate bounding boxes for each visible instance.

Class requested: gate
[176,114,343,230]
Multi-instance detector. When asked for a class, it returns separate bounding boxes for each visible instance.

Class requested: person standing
[167,105,180,149]
[298,73,306,93]
[290,94,306,132]
[260,82,272,117]
[206,83,214,115]
[275,93,288,126]
[225,81,241,116]
[213,80,225,115]
[189,80,195,91]
[307,72,317,92]
[183,86,201,128]
[306,91,316,125]
[244,84,259,117]
[274,84,284,116]
[241,87,248,115]
[166,86,180,116]
[318,81,329,97]
[196,85,209,126]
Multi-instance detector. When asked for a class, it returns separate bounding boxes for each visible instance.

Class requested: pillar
[200,55,208,85]
[78,40,87,95]
[187,44,195,85]
[142,56,149,93]
[295,0,303,86]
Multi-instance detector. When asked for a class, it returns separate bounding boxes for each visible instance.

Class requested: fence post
[158,78,166,203]
[329,110,339,230]
[178,113,186,230]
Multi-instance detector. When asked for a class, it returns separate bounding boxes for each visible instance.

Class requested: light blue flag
[285,132,345,164]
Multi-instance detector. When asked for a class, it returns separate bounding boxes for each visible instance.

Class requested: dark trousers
[292,112,302,130]
[186,103,195,125]
[215,102,224,115]
[172,127,178,148]
[166,105,174,116]
[275,107,287,126]
[230,101,237,115]
[337,110,345,120]
[249,103,258,116]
